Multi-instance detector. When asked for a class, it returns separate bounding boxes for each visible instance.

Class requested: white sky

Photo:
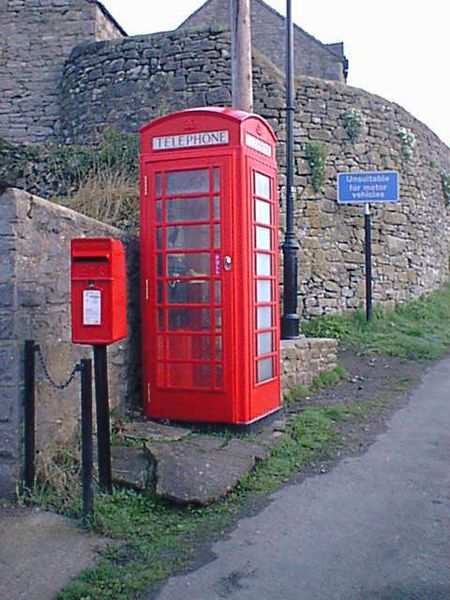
[101,0,450,146]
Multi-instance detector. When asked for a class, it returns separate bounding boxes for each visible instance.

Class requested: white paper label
[83,290,101,325]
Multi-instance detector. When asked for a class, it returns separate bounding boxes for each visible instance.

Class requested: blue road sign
[337,171,399,204]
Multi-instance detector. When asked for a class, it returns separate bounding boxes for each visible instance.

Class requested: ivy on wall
[341,107,365,140]
[305,142,327,192]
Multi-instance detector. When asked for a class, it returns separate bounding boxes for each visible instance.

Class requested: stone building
[0,0,126,145]
[0,0,347,145]
[178,0,348,82]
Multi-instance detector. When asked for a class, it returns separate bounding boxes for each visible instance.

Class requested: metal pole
[80,358,94,519]
[93,345,112,493]
[281,0,299,339]
[230,0,253,111]
[364,203,373,322]
[23,340,36,495]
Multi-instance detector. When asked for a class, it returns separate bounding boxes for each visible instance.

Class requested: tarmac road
[155,356,450,600]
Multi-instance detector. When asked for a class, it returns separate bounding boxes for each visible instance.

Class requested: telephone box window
[256,226,271,250]
[166,225,210,249]
[166,197,210,222]
[213,167,220,192]
[168,307,211,331]
[257,280,272,302]
[166,169,209,194]
[256,253,271,276]
[167,253,210,277]
[214,197,220,219]
[156,173,162,196]
[156,201,163,222]
[257,306,272,329]
[192,364,213,388]
[257,357,273,382]
[214,281,222,303]
[215,336,223,359]
[254,172,271,199]
[257,331,272,356]
[255,200,271,224]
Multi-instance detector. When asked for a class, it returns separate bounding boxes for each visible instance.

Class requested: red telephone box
[140,108,280,424]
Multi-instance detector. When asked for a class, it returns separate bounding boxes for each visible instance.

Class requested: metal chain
[34,344,81,390]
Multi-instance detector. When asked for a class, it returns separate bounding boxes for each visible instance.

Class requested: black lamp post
[281,0,300,339]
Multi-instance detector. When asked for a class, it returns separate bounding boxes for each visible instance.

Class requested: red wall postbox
[71,238,127,345]
[140,107,280,425]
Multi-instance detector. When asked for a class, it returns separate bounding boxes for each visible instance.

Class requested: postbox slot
[73,256,109,263]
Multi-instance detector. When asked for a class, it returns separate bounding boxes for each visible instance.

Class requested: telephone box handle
[224,256,232,271]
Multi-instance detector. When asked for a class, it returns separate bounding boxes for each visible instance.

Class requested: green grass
[302,282,450,359]
[55,400,383,600]
[283,363,349,405]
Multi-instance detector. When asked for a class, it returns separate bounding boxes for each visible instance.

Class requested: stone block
[144,436,267,505]
[0,283,15,309]
[112,446,149,491]
[0,312,14,339]
[0,460,19,500]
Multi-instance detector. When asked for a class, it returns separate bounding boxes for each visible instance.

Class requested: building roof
[178,0,346,64]
[88,0,128,37]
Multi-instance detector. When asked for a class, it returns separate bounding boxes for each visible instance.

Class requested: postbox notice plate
[83,290,101,325]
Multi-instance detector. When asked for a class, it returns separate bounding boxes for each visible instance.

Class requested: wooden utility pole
[229,0,253,112]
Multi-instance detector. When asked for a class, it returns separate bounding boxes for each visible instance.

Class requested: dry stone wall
[0,0,124,144]
[59,28,235,143]
[59,29,450,317]
[0,188,140,498]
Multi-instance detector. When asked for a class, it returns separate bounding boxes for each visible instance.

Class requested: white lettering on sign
[152,130,229,151]
[83,290,101,325]
[245,133,272,157]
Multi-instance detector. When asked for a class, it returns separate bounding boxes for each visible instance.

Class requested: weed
[341,107,365,140]
[310,364,349,392]
[283,383,309,405]
[28,435,83,516]
[302,314,352,339]
[283,364,349,406]
[305,141,327,192]
[55,169,139,233]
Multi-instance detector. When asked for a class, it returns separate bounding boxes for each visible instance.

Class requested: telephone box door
[247,156,280,417]
[142,157,234,421]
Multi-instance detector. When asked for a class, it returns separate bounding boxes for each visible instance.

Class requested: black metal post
[23,340,36,494]
[80,358,94,519]
[364,203,373,322]
[281,0,300,339]
[93,345,112,493]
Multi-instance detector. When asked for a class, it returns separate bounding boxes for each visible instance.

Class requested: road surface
[155,356,450,599]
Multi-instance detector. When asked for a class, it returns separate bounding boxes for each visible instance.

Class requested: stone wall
[59,29,450,316]
[0,0,124,145]
[59,28,235,143]
[178,0,346,81]
[0,188,140,499]
[281,338,338,390]
[289,81,450,316]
